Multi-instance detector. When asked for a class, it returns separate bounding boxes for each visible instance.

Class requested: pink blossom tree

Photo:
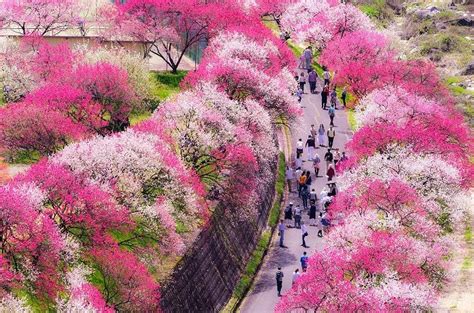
[106,0,252,73]
[0,0,83,36]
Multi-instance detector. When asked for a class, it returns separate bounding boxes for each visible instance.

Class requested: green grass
[445,76,474,97]
[129,111,152,126]
[347,109,357,131]
[9,150,41,164]
[269,153,286,227]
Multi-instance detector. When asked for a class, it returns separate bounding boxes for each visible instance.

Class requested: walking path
[240,80,352,312]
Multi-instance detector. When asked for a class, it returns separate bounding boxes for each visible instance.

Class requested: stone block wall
[160,160,277,312]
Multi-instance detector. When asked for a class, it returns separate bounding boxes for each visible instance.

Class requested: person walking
[303,46,312,70]
[324,149,333,171]
[333,149,341,166]
[305,170,312,188]
[278,220,286,247]
[285,166,294,193]
[301,221,309,248]
[313,154,321,177]
[298,72,306,93]
[318,124,325,147]
[301,186,309,210]
[292,269,300,286]
[327,126,335,148]
[308,69,317,93]
[321,84,329,109]
[298,171,307,198]
[328,105,336,126]
[305,135,316,161]
[294,205,302,229]
[330,87,337,109]
[276,267,284,296]
[300,251,309,272]
[341,86,347,107]
[310,124,317,139]
[309,188,318,203]
[327,164,336,181]
[284,202,293,226]
[323,69,331,86]
[309,201,317,226]
[296,138,304,159]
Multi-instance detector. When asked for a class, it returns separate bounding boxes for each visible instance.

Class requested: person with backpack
[300,251,309,272]
[321,84,329,109]
[341,86,347,107]
[276,267,284,296]
[328,105,336,127]
[327,126,336,148]
[324,149,333,171]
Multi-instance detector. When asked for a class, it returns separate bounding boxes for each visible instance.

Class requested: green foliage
[129,111,152,126]
[9,150,41,164]
[347,109,358,131]
[231,231,272,300]
[269,153,286,227]
[153,70,188,88]
[420,33,471,55]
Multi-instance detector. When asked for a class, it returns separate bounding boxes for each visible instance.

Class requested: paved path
[240,80,352,312]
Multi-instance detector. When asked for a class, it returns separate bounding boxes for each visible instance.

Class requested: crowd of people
[276,48,349,296]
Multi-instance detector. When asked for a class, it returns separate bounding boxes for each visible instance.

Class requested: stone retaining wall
[160,160,277,312]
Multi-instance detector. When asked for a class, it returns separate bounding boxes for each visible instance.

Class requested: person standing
[284,202,293,226]
[298,171,307,198]
[318,124,325,147]
[300,252,309,272]
[324,149,333,171]
[292,269,300,286]
[305,135,316,161]
[296,138,304,159]
[327,126,336,148]
[313,153,321,177]
[295,167,303,194]
[341,86,347,107]
[323,70,331,86]
[310,124,317,139]
[301,186,309,210]
[309,201,317,226]
[328,105,336,127]
[305,170,312,188]
[298,72,306,93]
[330,87,337,109]
[327,164,336,181]
[294,205,302,228]
[278,220,286,247]
[285,166,294,193]
[301,221,309,248]
[308,69,317,93]
[303,46,312,70]
[309,188,318,203]
[340,151,348,163]
[276,267,284,297]
[321,84,329,109]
